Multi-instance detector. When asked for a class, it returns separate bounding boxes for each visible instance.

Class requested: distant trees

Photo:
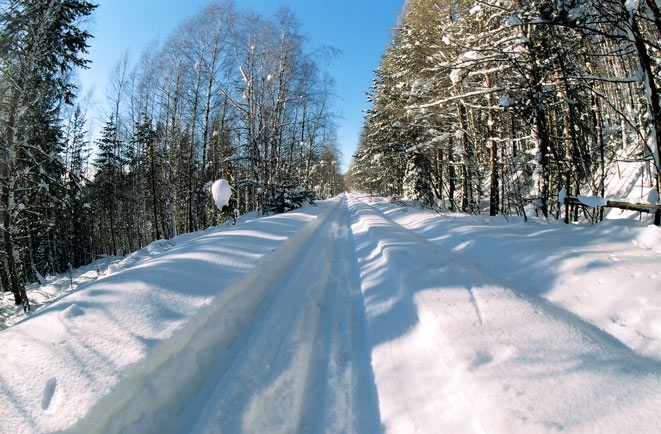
[352,0,661,221]
[82,1,343,257]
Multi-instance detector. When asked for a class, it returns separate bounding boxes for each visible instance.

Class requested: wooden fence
[564,197,661,226]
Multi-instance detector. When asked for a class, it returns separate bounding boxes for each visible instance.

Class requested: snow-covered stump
[211,179,236,225]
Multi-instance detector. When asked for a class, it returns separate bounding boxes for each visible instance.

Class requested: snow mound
[61,304,85,319]
[211,179,232,209]
[635,225,661,252]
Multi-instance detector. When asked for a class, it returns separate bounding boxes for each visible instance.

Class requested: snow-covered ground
[1,194,661,433]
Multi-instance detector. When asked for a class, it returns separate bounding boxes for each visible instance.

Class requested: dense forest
[350,0,661,222]
[0,0,344,311]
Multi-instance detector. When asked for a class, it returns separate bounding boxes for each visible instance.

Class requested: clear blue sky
[78,0,404,172]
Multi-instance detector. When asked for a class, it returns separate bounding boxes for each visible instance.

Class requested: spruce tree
[90,116,124,257]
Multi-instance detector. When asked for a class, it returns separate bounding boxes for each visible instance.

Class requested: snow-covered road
[2,195,661,433]
[187,199,380,434]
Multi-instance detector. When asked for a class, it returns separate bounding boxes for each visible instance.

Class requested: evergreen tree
[63,105,93,268]
[0,0,96,310]
[90,116,124,257]
[132,114,164,241]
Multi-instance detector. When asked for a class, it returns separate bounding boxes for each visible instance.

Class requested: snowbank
[0,204,326,433]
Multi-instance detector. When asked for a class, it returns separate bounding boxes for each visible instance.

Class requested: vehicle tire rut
[190,197,378,434]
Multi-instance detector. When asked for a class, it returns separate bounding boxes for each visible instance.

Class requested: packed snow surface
[2,194,661,433]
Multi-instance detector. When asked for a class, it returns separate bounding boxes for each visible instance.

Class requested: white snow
[499,95,515,107]
[211,178,232,209]
[625,0,640,14]
[506,16,522,26]
[558,186,567,206]
[2,194,661,433]
[577,194,608,207]
[450,68,465,85]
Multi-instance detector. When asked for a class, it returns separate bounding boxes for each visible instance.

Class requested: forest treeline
[350,0,661,222]
[0,0,344,311]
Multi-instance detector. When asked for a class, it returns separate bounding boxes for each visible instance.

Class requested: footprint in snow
[470,346,517,371]
[469,349,494,371]
[41,378,59,412]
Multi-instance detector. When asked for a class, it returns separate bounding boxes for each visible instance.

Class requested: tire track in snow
[348,196,488,433]
[349,196,661,433]
[351,195,485,328]
[189,196,379,434]
[295,203,380,433]
[189,200,344,433]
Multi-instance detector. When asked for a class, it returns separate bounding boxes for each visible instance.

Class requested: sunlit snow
[211,178,232,209]
[1,194,661,433]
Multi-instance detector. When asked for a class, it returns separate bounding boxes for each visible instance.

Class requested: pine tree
[355,0,660,222]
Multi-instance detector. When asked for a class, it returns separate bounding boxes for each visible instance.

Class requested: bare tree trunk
[625,2,661,199]
[486,74,499,216]
[1,182,26,309]
[457,103,471,212]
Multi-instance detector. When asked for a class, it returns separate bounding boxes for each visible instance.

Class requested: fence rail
[563,196,661,226]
